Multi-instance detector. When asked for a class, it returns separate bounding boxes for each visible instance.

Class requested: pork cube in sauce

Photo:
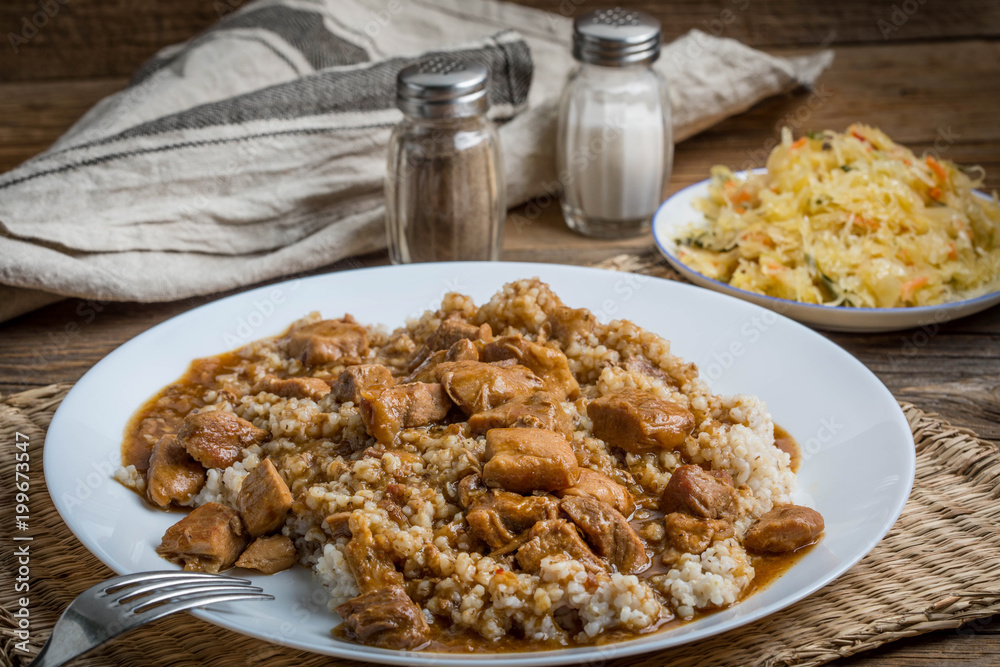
[483,428,580,493]
[145,434,206,507]
[325,511,353,539]
[622,354,669,383]
[156,502,248,573]
[251,375,331,402]
[481,335,580,399]
[360,382,451,445]
[237,458,293,537]
[588,389,695,454]
[459,474,560,549]
[177,410,270,469]
[288,316,369,366]
[744,505,824,553]
[560,496,648,574]
[557,468,635,517]
[425,312,492,351]
[467,391,572,436]
[544,306,597,346]
[435,361,543,415]
[331,364,395,404]
[663,512,734,555]
[145,435,206,508]
[515,519,605,574]
[344,520,405,592]
[403,338,481,383]
[335,585,430,650]
[446,338,480,361]
[235,534,297,574]
[659,464,737,521]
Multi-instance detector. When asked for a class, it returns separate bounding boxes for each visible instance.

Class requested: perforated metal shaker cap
[396,58,489,119]
[573,7,662,67]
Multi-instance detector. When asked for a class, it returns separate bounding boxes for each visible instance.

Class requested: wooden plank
[0,0,219,81]
[1,0,999,81]
[517,0,1000,47]
[0,78,124,171]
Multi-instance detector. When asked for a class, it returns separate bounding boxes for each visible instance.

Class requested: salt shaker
[386,59,505,264]
[557,8,673,238]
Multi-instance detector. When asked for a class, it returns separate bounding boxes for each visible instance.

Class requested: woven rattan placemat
[2,255,999,666]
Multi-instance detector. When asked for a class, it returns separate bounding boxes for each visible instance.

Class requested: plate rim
[652,170,1000,321]
[42,261,916,666]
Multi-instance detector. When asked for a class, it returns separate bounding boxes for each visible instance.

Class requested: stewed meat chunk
[744,505,824,553]
[235,535,297,574]
[467,391,572,436]
[557,468,635,517]
[331,364,394,404]
[483,428,580,493]
[156,502,248,573]
[457,472,490,508]
[403,338,481,383]
[360,382,452,445]
[237,458,293,537]
[659,465,737,521]
[459,474,560,549]
[335,585,430,650]
[435,361,543,415]
[177,410,270,470]
[251,375,331,402]
[481,335,580,399]
[588,389,695,454]
[544,306,597,346]
[560,496,648,574]
[622,354,669,383]
[145,435,206,508]
[288,316,369,366]
[663,512,734,555]
[515,520,606,574]
[344,520,404,592]
[325,512,353,538]
[464,509,513,550]
[446,338,480,361]
[425,312,492,352]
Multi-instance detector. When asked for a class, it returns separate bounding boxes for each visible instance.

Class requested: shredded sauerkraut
[676,125,1000,307]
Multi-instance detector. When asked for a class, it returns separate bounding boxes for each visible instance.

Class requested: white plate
[45,262,915,666]
[652,169,1000,333]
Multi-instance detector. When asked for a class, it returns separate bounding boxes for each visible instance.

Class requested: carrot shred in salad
[675,125,1000,308]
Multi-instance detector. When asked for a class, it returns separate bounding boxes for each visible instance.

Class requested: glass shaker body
[557,62,672,239]
[386,113,505,264]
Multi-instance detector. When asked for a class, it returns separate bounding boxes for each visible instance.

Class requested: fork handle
[28,610,106,667]
[27,639,72,667]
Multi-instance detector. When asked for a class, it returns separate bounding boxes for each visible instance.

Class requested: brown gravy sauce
[121,352,247,473]
[124,352,814,653]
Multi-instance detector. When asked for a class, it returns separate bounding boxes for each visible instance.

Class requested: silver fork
[29,571,274,667]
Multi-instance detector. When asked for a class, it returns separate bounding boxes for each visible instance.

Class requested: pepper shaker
[386,59,505,264]
[557,8,673,238]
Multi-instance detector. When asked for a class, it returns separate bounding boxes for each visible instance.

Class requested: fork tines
[100,571,272,615]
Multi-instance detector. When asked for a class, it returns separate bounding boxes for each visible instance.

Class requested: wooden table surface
[1,0,998,664]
